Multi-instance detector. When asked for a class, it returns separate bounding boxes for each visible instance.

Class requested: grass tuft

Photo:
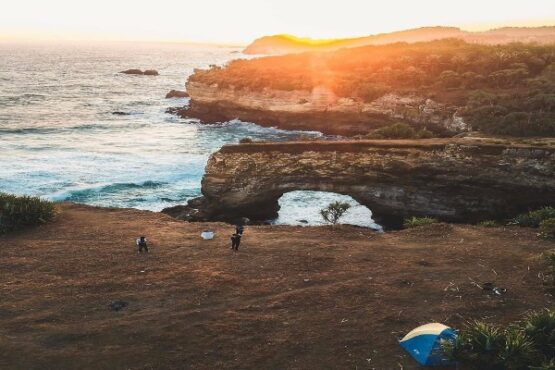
[403,216,439,228]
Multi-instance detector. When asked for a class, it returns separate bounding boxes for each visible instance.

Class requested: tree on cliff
[320,201,351,225]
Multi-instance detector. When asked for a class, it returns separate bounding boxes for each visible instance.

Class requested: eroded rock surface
[164,140,555,228]
[184,82,468,136]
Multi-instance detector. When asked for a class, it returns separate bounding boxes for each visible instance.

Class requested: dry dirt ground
[0,203,553,370]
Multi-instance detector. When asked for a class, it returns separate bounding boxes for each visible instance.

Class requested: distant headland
[244,26,555,55]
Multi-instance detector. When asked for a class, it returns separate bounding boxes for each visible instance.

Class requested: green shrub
[320,201,351,225]
[539,218,555,239]
[479,220,499,227]
[445,310,555,369]
[416,128,434,139]
[403,216,439,228]
[513,207,555,228]
[368,123,416,139]
[520,309,555,358]
[0,193,55,234]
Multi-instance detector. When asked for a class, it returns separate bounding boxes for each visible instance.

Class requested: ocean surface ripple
[0,41,377,228]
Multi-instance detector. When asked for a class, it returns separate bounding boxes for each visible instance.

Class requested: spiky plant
[445,321,506,369]
[498,328,536,370]
[520,309,555,359]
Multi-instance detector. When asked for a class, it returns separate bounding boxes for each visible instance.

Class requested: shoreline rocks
[165,90,190,99]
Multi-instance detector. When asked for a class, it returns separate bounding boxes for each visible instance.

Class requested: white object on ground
[201,231,214,240]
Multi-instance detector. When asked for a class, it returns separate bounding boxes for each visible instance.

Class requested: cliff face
[165,140,555,228]
[185,81,468,136]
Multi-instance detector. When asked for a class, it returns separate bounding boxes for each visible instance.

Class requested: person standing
[235,224,244,235]
[231,233,241,251]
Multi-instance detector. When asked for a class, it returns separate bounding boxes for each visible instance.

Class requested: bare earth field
[0,203,553,370]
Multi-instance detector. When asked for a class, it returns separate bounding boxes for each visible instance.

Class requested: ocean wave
[206,119,325,137]
[0,122,131,135]
[1,93,47,106]
[48,180,167,202]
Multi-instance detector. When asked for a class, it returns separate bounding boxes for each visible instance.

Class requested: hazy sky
[1,0,554,44]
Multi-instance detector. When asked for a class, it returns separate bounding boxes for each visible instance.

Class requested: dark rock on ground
[112,111,130,115]
[166,90,190,99]
[109,301,128,311]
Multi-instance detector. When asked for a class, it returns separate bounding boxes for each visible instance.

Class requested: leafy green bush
[0,193,55,234]
[416,128,434,139]
[368,123,416,139]
[446,310,555,369]
[367,123,437,139]
[512,207,555,228]
[539,218,555,239]
[403,216,439,228]
[320,201,351,225]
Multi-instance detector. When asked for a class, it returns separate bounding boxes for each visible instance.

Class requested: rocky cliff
[184,81,467,136]
[163,140,555,228]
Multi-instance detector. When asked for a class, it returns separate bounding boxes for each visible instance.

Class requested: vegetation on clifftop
[190,40,555,136]
[0,193,55,234]
[445,309,555,370]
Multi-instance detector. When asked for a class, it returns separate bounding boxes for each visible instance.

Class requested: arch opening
[273,190,382,231]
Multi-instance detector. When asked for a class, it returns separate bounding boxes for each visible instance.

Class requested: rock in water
[120,69,144,75]
[165,90,190,98]
[119,69,159,76]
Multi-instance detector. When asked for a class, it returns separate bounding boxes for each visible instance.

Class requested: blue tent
[399,323,457,366]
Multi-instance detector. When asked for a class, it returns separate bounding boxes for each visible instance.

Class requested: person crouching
[136,236,148,253]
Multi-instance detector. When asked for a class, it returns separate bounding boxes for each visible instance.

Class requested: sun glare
[0,0,554,44]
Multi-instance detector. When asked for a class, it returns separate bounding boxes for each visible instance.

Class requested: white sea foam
[0,42,372,227]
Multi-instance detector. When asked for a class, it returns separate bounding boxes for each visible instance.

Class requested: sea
[0,41,380,229]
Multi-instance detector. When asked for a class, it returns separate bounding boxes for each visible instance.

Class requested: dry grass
[0,204,553,370]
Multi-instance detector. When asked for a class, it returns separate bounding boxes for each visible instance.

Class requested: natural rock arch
[164,140,555,228]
